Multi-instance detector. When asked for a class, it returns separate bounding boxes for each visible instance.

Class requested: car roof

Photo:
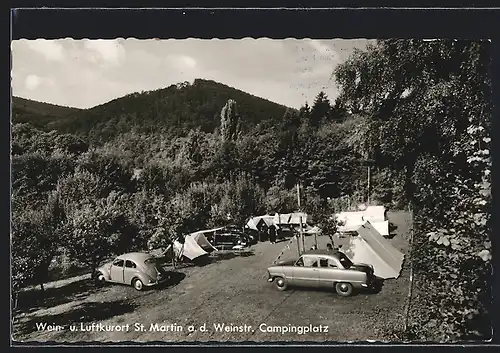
[117,252,154,262]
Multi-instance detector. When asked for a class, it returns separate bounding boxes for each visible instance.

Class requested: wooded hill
[11,40,492,342]
[13,79,290,143]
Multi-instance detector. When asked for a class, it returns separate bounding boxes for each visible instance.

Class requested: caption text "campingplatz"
[36,322,330,335]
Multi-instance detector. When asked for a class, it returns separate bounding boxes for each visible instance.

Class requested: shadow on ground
[15,279,105,314]
[279,277,385,296]
[154,271,187,290]
[209,250,255,263]
[165,250,256,268]
[13,299,138,337]
[384,222,399,239]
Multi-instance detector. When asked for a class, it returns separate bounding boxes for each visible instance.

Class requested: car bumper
[360,276,377,289]
[267,272,273,282]
[145,276,169,287]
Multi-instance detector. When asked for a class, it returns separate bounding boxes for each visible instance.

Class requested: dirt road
[13,211,411,343]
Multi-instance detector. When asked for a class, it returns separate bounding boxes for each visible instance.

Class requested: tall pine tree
[310,91,332,128]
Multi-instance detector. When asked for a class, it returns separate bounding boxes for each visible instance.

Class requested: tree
[264,185,297,214]
[216,174,266,227]
[335,39,492,341]
[329,97,348,122]
[11,191,65,292]
[63,192,132,274]
[334,39,490,204]
[76,150,136,195]
[220,99,240,141]
[309,91,332,128]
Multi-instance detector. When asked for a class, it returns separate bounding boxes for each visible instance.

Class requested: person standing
[269,225,277,244]
[328,234,335,251]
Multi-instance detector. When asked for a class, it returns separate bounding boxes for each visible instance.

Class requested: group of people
[310,239,342,252]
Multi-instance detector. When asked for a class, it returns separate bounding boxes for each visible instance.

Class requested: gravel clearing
[12,211,411,343]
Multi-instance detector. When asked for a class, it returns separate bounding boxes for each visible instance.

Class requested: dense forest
[11,40,491,341]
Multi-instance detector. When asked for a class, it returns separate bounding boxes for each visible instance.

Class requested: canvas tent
[335,206,389,236]
[303,225,321,235]
[342,221,404,279]
[288,212,309,225]
[246,215,276,231]
[274,212,309,226]
[371,221,389,237]
[172,231,218,261]
[363,206,387,222]
[336,211,365,232]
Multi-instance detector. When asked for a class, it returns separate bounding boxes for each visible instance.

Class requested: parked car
[209,232,251,247]
[266,249,377,297]
[94,252,169,291]
[221,226,258,245]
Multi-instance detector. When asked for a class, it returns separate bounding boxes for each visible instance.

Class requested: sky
[11,39,372,109]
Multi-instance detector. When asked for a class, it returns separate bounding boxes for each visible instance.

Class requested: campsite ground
[12,211,412,343]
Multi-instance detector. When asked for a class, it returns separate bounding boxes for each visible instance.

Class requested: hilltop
[13,79,291,143]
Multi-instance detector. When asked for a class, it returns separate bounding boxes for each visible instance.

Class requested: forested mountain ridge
[13,79,291,144]
[12,96,82,130]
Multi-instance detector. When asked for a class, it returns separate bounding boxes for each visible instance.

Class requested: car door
[123,259,139,285]
[292,255,320,288]
[109,258,125,283]
[317,257,343,288]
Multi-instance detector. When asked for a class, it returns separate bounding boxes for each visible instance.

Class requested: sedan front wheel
[274,276,288,291]
[335,282,353,297]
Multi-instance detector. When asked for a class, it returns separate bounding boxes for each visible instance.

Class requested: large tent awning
[341,221,404,279]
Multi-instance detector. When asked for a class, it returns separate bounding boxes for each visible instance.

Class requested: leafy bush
[63,191,135,274]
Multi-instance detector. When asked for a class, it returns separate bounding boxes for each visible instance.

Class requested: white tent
[336,211,365,232]
[342,221,404,279]
[246,215,276,231]
[273,212,309,226]
[371,221,389,237]
[363,206,387,223]
[303,225,322,234]
[273,213,291,225]
[288,212,309,225]
[335,206,389,236]
[173,232,218,261]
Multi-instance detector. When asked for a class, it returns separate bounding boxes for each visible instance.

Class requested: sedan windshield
[337,253,353,269]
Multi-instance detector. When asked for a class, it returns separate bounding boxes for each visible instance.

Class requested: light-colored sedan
[267,250,377,297]
[95,252,168,291]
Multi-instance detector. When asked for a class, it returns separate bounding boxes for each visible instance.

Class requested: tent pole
[367,165,371,205]
[299,216,305,252]
[172,247,175,269]
[296,183,301,210]
[296,231,301,257]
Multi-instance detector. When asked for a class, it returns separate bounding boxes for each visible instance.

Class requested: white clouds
[25,74,41,90]
[83,39,126,66]
[168,55,197,71]
[26,39,66,62]
[24,74,55,90]
[179,55,197,69]
[11,38,368,109]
